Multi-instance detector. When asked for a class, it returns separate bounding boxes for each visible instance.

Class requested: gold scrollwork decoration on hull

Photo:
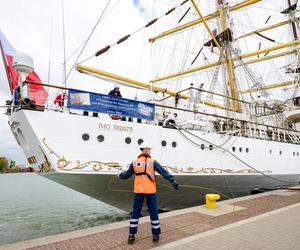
[163,166,272,174]
[42,138,123,171]
[42,138,272,174]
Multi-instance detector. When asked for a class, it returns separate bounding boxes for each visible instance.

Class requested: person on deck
[54,92,67,108]
[117,142,179,244]
[108,85,122,97]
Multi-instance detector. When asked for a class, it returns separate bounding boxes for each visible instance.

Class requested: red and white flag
[0,30,48,105]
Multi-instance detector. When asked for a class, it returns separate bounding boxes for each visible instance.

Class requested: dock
[1,187,300,250]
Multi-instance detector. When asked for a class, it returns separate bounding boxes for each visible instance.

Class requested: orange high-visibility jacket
[133,156,156,194]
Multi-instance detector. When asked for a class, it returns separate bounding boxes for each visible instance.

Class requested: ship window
[137,139,143,145]
[246,148,249,153]
[297,152,299,156]
[209,145,213,150]
[269,150,272,154]
[201,144,205,150]
[239,147,242,152]
[13,132,21,146]
[97,135,104,142]
[161,140,167,147]
[279,150,282,155]
[125,137,131,144]
[172,141,177,148]
[82,133,90,141]
[232,147,236,152]
[293,152,295,156]
[17,128,29,150]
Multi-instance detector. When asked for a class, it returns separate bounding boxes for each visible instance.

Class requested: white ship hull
[9,109,300,211]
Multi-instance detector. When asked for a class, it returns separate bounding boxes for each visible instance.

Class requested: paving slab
[155,202,300,250]
[1,188,300,250]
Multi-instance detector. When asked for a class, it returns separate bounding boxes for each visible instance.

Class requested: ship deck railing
[7,81,300,145]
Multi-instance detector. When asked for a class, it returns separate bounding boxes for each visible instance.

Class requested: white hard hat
[139,142,152,151]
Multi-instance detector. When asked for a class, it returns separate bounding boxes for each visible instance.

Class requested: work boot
[128,234,135,244]
[153,235,160,243]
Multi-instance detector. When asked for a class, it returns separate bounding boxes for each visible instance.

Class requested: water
[0,173,129,245]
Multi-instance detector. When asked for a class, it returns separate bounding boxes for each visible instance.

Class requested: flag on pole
[0,30,48,105]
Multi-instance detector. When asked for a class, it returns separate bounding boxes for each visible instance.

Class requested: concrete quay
[1,188,300,250]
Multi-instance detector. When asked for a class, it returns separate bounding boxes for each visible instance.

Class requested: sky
[0,0,154,163]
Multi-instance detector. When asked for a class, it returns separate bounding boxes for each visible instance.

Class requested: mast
[283,0,300,91]
[149,0,262,43]
[217,0,240,112]
[287,0,298,39]
[76,64,189,99]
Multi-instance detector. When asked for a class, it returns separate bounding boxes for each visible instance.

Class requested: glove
[172,180,179,190]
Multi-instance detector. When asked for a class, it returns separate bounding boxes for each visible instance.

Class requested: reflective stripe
[130,219,139,222]
[136,163,151,167]
[151,225,161,229]
[151,220,159,224]
[130,224,138,228]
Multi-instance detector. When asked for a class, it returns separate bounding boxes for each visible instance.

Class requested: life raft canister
[110,115,122,120]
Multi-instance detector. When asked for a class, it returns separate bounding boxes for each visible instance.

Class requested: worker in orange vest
[118,142,179,244]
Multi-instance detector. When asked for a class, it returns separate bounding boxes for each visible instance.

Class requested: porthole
[246,148,249,153]
[232,147,236,152]
[137,139,143,145]
[125,137,131,144]
[239,147,242,152]
[269,150,272,154]
[172,141,177,148]
[97,135,104,142]
[201,144,205,150]
[279,150,282,155]
[161,140,167,147]
[209,145,213,150]
[82,133,90,141]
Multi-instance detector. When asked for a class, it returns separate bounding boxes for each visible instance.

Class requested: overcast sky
[0,0,156,163]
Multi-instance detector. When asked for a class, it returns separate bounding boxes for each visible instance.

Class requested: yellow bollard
[205,194,220,208]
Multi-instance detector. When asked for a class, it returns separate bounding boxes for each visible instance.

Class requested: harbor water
[0,173,129,245]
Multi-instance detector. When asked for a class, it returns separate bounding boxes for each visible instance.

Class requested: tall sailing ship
[1,0,300,212]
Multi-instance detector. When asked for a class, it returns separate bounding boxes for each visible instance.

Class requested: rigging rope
[174,124,299,185]
[79,0,190,63]
[65,0,113,81]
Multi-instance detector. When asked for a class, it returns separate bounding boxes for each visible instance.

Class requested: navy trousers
[129,193,161,235]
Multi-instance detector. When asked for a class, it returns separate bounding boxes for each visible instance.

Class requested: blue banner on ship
[67,89,155,120]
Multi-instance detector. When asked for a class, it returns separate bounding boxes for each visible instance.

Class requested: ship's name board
[99,123,133,132]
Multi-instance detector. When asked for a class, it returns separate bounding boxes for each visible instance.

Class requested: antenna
[61,0,67,88]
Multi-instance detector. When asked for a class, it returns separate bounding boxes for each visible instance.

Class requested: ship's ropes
[65,0,113,81]
[173,124,299,185]
[287,131,300,143]
[234,53,269,98]
[206,56,222,103]
[107,175,234,200]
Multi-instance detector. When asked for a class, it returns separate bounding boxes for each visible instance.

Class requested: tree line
[0,157,21,173]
